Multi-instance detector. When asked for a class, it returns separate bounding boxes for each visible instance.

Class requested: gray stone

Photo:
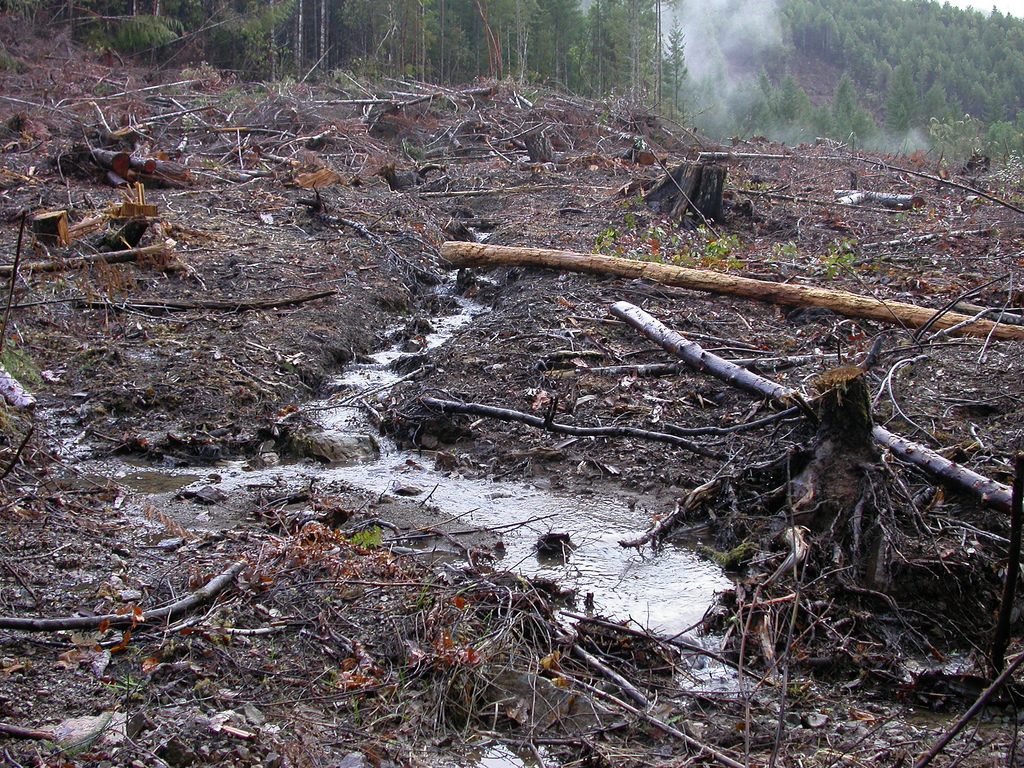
[242,703,266,727]
[337,753,369,768]
[53,712,127,750]
[293,430,380,464]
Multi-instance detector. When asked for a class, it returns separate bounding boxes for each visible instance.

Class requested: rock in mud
[290,429,380,464]
[53,711,127,750]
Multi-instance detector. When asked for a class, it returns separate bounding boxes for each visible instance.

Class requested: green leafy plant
[2,342,41,388]
[594,227,619,254]
[769,241,800,262]
[820,238,859,277]
[696,231,743,269]
[349,526,383,550]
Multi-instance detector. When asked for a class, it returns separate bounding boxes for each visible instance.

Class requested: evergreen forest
[7,0,1024,159]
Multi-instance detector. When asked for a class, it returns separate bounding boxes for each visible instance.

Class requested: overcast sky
[943,0,1024,16]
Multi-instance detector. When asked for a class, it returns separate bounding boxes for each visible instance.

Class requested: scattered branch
[73,290,336,314]
[0,560,246,632]
[611,301,1015,513]
[914,651,1024,768]
[421,396,723,458]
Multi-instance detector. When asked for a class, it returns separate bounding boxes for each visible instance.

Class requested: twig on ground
[991,454,1024,672]
[0,425,35,482]
[0,213,27,355]
[914,651,1024,768]
[565,675,746,768]
[619,477,722,548]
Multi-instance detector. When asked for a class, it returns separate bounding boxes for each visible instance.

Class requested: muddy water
[91,291,729,638]
[302,293,731,636]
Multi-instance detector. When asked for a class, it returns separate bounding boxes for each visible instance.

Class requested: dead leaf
[295,167,343,189]
[539,651,561,671]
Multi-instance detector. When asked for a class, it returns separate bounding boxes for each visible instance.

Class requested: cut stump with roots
[790,366,891,589]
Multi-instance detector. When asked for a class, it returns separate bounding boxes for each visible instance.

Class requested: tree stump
[32,210,70,246]
[524,129,554,163]
[644,162,726,223]
[790,366,889,587]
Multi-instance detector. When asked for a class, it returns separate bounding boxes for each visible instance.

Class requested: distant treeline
[7,0,1024,158]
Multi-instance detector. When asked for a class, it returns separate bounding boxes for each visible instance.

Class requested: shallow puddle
[119,469,203,494]
[466,742,543,768]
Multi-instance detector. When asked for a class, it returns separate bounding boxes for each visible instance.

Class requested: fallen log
[0,242,172,277]
[834,189,925,209]
[610,301,1014,513]
[90,148,192,187]
[0,363,35,409]
[440,242,1024,341]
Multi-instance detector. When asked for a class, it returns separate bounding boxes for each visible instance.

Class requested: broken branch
[0,721,55,741]
[73,290,336,314]
[0,242,172,277]
[421,396,723,458]
[0,559,246,632]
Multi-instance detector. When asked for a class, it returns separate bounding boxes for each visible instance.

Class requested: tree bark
[440,242,1024,341]
[524,130,554,163]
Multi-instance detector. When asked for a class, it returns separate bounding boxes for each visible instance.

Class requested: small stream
[300,291,730,636]
[73,285,733,768]
[90,288,730,637]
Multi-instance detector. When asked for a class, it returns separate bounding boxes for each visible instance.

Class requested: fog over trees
[12,0,1024,157]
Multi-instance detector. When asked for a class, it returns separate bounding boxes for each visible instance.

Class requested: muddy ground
[2,24,1024,768]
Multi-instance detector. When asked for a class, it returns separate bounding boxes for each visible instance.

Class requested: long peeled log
[440,242,1024,341]
[610,301,1013,513]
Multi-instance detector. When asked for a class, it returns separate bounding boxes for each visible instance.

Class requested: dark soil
[1,24,1024,768]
